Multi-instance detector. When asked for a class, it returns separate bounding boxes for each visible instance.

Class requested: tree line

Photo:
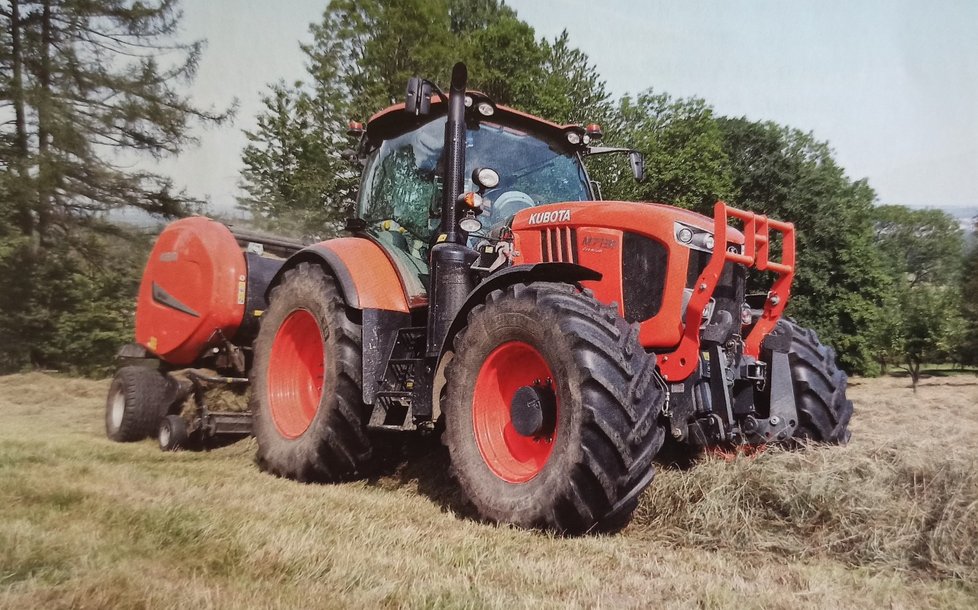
[0,0,974,381]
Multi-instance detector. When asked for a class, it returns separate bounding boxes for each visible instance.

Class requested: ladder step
[376,390,412,398]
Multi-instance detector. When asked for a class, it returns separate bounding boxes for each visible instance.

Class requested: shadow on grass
[171,432,250,453]
[888,368,978,379]
[363,430,481,522]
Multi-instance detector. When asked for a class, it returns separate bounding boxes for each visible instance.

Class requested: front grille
[622,233,668,323]
[540,227,578,263]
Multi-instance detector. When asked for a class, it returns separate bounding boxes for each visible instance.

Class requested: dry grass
[1,372,976,609]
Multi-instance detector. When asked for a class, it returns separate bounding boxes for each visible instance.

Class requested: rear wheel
[105,366,174,442]
[783,320,853,443]
[250,263,372,482]
[443,282,665,532]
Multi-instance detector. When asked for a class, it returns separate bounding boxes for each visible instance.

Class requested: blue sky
[157,0,978,213]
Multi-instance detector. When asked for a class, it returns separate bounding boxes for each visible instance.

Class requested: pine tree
[0,0,229,373]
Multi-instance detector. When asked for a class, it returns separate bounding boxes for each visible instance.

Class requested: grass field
[1,372,977,609]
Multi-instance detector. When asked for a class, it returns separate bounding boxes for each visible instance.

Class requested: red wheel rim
[267,309,325,439]
[472,341,558,483]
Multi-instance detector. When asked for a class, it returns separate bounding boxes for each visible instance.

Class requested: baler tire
[443,282,666,533]
[783,320,853,444]
[250,262,372,482]
[105,366,174,442]
[158,414,189,451]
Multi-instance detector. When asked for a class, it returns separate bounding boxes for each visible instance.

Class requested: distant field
[1,372,976,609]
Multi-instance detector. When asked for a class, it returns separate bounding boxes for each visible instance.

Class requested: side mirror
[405,77,432,116]
[629,151,645,183]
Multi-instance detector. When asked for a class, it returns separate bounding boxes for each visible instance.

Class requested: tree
[872,205,963,288]
[870,205,966,389]
[960,233,978,367]
[898,286,964,391]
[0,0,229,373]
[717,118,890,374]
[591,90,735,211]
[239,0,610,235]
[526,30,610,125]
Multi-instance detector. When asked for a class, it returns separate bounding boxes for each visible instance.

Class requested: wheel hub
[510,384,556,438]
[471,340,559,483]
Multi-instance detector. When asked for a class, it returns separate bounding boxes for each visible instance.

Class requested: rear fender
[268,237,413,405]
[267,237,411,313]
[430,262,602,418]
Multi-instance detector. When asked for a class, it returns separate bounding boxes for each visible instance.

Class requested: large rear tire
[250,263,372,482]
[443,282,665,532]
[105,366,174,442]
[783,320,853,443]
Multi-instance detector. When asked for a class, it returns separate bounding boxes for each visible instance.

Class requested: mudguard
[268,237,416,406]
[267,237,411,313]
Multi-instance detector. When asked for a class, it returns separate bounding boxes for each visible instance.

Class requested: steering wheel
[488,191,535,225]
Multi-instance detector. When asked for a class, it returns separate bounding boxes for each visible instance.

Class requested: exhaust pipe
[426,62,478,357]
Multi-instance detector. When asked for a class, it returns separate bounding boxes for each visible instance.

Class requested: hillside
[1,373,976,608]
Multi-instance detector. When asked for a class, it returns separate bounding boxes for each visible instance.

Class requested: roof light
[585,123,604,140]
[346,120,364,137]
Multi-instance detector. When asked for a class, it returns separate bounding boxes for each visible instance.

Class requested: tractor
[106,63,853,532]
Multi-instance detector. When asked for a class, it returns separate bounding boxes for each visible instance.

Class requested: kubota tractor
[107,63,852,532]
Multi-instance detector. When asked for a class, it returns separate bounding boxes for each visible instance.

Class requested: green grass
[1,372,976,609]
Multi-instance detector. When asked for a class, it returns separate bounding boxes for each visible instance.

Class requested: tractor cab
[355,93,598,282]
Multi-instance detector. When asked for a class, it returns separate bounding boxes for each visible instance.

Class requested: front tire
[783,320,853,443]
[250,263,372,482]
[443,283,665,532]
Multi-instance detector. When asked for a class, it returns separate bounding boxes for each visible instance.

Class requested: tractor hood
[509,201,746,245]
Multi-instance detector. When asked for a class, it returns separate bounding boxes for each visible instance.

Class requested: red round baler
[135,217,249,365]
[107,216,300,449]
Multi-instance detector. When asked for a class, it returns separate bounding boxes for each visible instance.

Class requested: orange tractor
[107,63,852,532]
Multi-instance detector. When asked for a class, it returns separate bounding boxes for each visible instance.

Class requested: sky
[156,0,978,214]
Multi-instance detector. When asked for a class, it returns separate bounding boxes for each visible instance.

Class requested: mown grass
[1,372,976,608]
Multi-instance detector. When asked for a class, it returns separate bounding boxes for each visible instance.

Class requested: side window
[368,145,439,240]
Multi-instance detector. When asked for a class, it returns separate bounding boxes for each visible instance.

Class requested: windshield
[358,117,591,244]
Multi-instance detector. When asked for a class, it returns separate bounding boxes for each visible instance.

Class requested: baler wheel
[105,366,174,442]
[251,263,372,482]
[158,414,188,451]
[443,282,665,532]
[782,319,854,444]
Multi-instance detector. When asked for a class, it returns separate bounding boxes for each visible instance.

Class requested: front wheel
[783,320,853,443]
[443,283,665,532]
[250,263,373,482]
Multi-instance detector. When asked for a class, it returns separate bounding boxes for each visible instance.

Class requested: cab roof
[365,92,586,145]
